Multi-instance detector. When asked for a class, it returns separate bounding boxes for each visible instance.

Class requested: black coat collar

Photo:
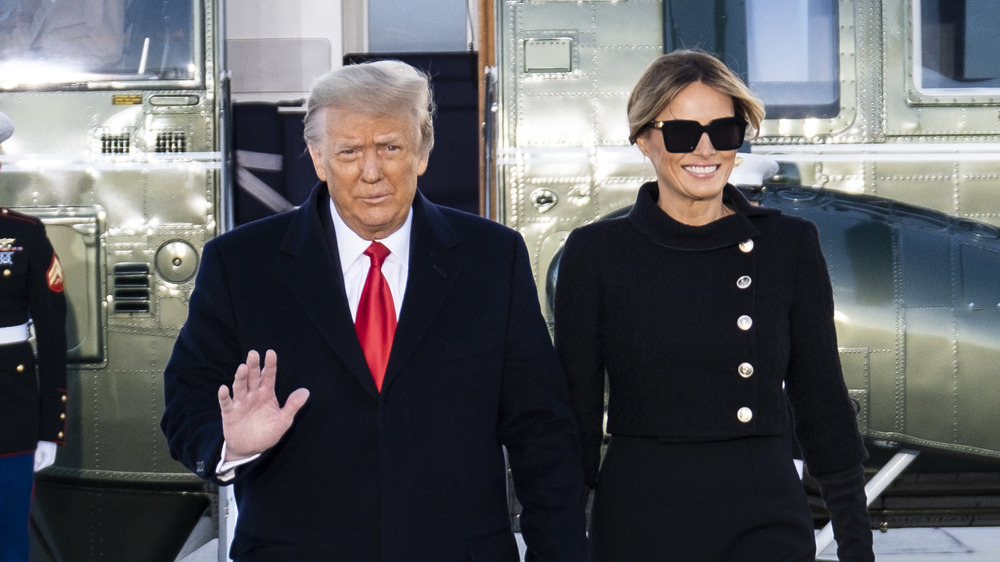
[627,182,778,251]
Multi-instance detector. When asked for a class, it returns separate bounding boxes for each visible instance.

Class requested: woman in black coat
[554,49,874,561]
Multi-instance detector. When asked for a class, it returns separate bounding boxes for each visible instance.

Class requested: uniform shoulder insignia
[47,253,65,293]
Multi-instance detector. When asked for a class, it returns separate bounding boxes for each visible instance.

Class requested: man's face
[308,106,429,240]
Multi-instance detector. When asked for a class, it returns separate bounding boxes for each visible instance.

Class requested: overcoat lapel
[278,186,379,395]
[381,193,462,391]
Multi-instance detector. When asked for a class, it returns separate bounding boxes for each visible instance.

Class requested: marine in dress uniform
[0,110,69,562]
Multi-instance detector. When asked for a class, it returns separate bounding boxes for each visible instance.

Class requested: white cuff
[216,441,261,482]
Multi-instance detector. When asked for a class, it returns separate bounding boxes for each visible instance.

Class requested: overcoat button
[737,407,753,423]
[3,269,10,277]
[739,239,754,253]
[738,362,754,378]
[737,315,753,330]
[16,364,24,372]
[736,275,752,289]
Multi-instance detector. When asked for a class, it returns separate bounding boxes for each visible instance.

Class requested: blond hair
[303,60,436,155]
[627,49,764,144]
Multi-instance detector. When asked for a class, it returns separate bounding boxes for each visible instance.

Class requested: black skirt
[589,434,814,562]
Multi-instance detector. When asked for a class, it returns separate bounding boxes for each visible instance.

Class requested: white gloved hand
[34,441,58,472]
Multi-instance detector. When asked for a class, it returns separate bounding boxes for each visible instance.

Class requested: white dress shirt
[330,197,411,321]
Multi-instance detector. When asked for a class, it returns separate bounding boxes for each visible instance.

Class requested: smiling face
[635,81,739,225]
[308,106,430,240]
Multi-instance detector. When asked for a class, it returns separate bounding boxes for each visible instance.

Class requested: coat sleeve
[553,229,606,489]
[783,220,868,476]
[497,233,588,561]
[28,221,68,444]
[160,239,242,485]
[783,222,873,559]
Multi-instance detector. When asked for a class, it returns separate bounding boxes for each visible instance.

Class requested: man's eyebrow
[329,138,362,150]
[373,133,407,144]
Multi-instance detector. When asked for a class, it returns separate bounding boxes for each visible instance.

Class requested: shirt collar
[329,197,412,272]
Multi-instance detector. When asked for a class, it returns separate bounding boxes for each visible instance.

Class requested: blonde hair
[303,59,436,155]
[626,49,764,144]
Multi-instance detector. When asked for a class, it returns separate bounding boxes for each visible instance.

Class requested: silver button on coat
[737,407,753,423]
[737,315,753,331]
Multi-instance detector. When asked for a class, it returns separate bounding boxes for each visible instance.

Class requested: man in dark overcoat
[160,60,587,561]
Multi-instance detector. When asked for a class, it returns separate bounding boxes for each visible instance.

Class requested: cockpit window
[916,0,1000,92]
[745,0,839,119]
[0,0,198,88]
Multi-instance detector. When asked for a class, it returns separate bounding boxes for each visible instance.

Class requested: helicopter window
[745,0,839,119]
[0,0,198,88]
[663,0,839,120]
[916,0,1000,91]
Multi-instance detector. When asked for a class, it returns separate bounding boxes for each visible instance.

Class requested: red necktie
[355,241,397,391]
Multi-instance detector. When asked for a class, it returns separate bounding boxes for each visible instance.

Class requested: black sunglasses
[646,116,747,153]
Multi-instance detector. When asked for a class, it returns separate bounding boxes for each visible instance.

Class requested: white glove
[34,441,58,472]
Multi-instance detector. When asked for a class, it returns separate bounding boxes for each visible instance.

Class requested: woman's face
[636,81,739,221]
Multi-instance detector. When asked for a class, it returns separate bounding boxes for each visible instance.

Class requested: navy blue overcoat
[161,184,586,561]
